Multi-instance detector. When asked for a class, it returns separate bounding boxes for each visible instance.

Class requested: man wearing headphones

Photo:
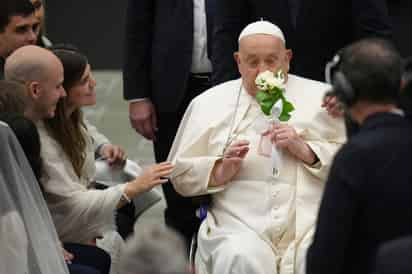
[306,38,412,274]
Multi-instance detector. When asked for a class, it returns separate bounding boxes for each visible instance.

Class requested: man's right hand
[209,140,250,187]
[129,100,158,141]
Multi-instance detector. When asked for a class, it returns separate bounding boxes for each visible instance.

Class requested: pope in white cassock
[168,21,346,274]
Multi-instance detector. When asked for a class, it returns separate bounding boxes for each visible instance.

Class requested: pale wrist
[124,182,136,199]
[209,160,226,187]
[98,143,109,156]
[209,171,220,187]
[302,144,317,165]
[120,183,131,203]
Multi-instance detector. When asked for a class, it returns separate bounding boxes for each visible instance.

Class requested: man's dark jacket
[307,113,412,274]
[123,0,214,113]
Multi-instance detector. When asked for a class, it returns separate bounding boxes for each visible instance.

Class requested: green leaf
[255,91,270,104]
[269,86,283,96]
[282,100,295,113]
[278,112,291,121]
[270,93,282,104]
[261,101,274,116]
[256,88,295,120]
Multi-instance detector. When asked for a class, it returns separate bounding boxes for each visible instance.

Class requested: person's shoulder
[288,74,330,92]
[192,78,242,106]
[36,121,62,155]
[286,74,331,109]
[36,121,52,141]
[338,127,387,163]
[354,116,412,150]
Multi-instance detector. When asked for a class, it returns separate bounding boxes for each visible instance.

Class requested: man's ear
[234,52,241,65]
[27,81,41,99]
[284,49,293,73]
[285,49,293,63]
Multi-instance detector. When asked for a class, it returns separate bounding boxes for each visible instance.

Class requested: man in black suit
[122,0,213,246]
[211,0,392,84]
[306,38,412,274]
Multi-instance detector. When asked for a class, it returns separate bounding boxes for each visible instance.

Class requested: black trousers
[68,264,101,274]
[153,74,212,248]
[64,243,111,274]
[93,182,135,239]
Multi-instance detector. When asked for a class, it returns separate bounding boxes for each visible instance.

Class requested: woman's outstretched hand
[124,162,174,198]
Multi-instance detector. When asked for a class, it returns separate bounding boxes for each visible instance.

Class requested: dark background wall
[387,1,412,59]
[45,1,128,70]
[45,1,411,70]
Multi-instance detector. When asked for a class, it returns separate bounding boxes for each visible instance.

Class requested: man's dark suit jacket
[374,236,412,274]
[211,0,392,84]
[123,0,213,113]
[306,113,412,274]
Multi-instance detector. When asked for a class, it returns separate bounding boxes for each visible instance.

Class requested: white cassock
[168,75,346,274]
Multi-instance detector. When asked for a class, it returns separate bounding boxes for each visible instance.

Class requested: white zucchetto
[238,20,286,44]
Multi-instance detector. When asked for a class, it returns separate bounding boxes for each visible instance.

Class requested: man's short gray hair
[120,224,189,274]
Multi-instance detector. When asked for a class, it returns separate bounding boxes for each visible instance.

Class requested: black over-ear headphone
[325,53,357,107]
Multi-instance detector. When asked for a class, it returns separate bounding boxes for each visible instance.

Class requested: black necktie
[288,0,300,27]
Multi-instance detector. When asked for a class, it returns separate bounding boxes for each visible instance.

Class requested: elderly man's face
[235,34,292,96]
[0,15,39,58]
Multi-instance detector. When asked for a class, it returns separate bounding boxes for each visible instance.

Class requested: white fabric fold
[0,122,69,274]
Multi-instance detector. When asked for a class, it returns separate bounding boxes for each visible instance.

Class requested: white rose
[257,70,274,82]
[255,78,268,90]
[266,76,286,90]
[255,70,275,90]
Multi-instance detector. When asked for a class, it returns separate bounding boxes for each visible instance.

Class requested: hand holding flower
[263,124,317,165]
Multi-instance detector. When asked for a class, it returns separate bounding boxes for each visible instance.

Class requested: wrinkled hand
[264,124,316,165]
[100,144,126,166]
[322,95,344,118]
[129,100,157,141]
[210,140,249,187]
[126,162,174,197]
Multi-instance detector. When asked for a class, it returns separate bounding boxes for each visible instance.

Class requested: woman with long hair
[37,45,173,274]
